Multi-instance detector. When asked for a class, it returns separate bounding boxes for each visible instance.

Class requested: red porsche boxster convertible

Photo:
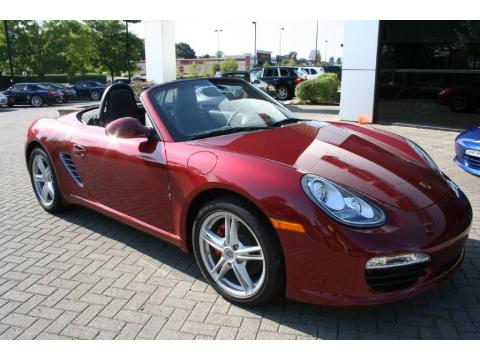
[25,79,472,306]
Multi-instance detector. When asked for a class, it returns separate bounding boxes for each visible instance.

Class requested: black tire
[192,196,285,306]
[276,85,291,101]
[91,90,101,101]
[7,103,14,107]
[31,95,44,107]
[28,147,66,213]
[449,95,469,113]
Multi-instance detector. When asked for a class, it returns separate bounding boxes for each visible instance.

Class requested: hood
[197,121,450,212]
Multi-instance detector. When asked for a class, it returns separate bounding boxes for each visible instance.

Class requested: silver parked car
[0,92,8,107]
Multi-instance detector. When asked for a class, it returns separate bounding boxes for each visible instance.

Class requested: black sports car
[2,83,62,107]
[71,80,107,101]
[40,83,77,103]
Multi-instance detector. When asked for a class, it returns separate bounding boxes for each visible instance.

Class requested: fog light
[466,149,480,158]
[366,253,430,270]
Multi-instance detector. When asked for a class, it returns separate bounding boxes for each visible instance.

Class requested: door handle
[73,144,86,157]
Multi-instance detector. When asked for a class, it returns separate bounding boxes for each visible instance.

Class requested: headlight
[301,174,386,227]
[406,139,441,174]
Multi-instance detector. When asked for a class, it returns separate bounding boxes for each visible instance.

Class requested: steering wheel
[224,110,244,127]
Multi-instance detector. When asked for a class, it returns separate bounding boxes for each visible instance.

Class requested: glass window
[10,85,24,91]
[280,68,290,77]
[376,21,480,129]
[264,68,278,77]
[310,69,317,75]
[148,79,295,142]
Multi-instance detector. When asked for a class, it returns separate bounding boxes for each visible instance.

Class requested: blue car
[455,126,480,177]
[71,80,107,101]
[3,83,63,107]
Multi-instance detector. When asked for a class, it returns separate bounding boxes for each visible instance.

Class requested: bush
[220,58,238,72]
[212,63,221,75]
[294,73,339,103]
[131,80,155,101]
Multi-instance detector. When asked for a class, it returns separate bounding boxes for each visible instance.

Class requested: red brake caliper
[213,224,225,257]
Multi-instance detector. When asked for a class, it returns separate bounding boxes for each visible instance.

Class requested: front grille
[59,153,83,186]
[465,154,480,170]
[365,262,428,292]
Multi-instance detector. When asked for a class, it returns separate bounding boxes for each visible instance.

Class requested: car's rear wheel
[449,95,469,112]
[31,95,44,107]
[28,148,65,212]
[192,197,284,306]
[91,90,101,101]
[276,85,290,101]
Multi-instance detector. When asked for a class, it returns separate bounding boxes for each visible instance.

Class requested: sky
[129,20,345,61]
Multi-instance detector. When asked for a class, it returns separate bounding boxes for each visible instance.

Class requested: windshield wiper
[186,126,272,140]
[273,118,310,127]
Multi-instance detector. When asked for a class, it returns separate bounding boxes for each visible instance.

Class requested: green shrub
[131,80,154,101]
[212,63,221,75]
[220,58,238,72]
[295,73,339,103]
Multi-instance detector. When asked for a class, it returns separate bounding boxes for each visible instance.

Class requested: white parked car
[0,92,8,107]
[298,66,325,80]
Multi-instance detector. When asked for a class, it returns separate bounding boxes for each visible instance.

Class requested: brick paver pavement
[0,104,479,339]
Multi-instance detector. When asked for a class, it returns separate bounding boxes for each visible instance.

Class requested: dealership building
[144,20,480,130]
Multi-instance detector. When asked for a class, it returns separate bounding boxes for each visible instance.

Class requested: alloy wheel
[32,153,55,207]
[277,87,289,100]
[198,211,265,299]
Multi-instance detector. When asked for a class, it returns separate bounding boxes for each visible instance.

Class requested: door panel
[71,126,173,232]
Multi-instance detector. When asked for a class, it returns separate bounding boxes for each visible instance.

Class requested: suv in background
[298,66,325,80]
[251,66,306,101]
[215,71,276,97]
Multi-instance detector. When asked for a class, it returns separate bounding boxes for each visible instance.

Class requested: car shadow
[55,205,480,340]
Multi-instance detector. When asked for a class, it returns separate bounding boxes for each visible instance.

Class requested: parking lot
[0,103,479,340]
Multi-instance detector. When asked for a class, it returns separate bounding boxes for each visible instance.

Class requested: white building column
[144,21,176,84]
[339,21,380,123]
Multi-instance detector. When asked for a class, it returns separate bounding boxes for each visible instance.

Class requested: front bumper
[280,187,472,306]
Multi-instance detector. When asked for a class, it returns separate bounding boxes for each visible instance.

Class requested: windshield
[148,78,296,141]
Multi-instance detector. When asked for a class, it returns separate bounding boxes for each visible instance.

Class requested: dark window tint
[264,68,278,77]
[376,20,480,129]
[279,68,290,77]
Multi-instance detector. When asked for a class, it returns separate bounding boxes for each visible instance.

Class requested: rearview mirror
[105,117,151,139]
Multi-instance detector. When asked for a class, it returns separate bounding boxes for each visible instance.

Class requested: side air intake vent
[59,153,83,186]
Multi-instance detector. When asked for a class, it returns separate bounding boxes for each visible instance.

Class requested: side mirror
[105,117,151,139]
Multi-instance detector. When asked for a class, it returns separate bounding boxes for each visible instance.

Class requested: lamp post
[124,20,140,82]
[3,20,15,85]
[279,27,285,64]
[324,40,329,65]
[314,20,319,66]
[214,29,223,63]
[252,21,257,67]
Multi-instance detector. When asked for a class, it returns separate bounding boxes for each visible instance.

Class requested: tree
[220,58,238,72]
[85,21,144,80]
[287,57,297,66]
[176,42,196,59]
[288,51,298,60]
[215,51,224,58]
[328,56,335,65]
[335,57,342,65]
[199,54,211,58]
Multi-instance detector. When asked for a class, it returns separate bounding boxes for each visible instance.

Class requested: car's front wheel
[31,95,44,107]
[193,197,284,306]
[28,147,65,212]
[91,90,101,101]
